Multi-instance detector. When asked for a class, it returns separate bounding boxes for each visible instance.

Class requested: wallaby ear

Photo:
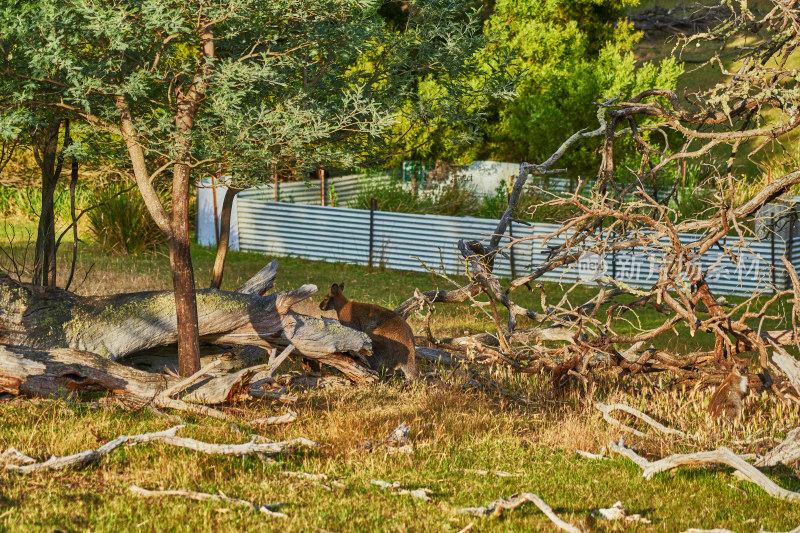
[330,283,340,295]
[339,282,345,292]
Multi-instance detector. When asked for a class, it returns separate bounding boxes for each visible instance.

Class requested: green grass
[1,232,799,532]
[2,384,799,532]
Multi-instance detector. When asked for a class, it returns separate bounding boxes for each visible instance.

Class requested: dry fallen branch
[370,480,433,501]
[459,492,582,532]
[607,438,651,469]
[129,485,287,517]
[609,440,800,503]
[4,425,182,473]
[4,425,317,473]
[755,427,800,467]
[151,433,317,458]
[575,449,608,461]
[596,403,696,440]
[250,410,298,426]
[0,448,37,469]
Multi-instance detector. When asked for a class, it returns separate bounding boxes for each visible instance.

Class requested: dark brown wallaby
[708,360,749,423]
[320,283,419,379]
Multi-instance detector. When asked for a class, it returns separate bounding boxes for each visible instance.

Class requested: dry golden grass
[1,240,800,531]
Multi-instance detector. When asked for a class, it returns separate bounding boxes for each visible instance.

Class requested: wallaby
[320,283,419,380]
[708,360,749,423]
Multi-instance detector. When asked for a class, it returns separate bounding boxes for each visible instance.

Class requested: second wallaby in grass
[708,360,749,424]
[320,283,419,380]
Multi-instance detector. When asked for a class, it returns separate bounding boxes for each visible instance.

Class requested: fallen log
[0,342,374,410]
[0,261,376,383]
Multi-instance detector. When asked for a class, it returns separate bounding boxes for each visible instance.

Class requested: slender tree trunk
[210,186,241,290]
[166,19,215,375]
[64,155,79,291]
[113,18,215,376]
[31,118,67,287]
[170,162,201,376]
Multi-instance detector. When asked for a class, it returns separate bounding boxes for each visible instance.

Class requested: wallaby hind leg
[301,357,322,372]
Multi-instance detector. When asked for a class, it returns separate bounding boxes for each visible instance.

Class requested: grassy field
[1,236,800,532]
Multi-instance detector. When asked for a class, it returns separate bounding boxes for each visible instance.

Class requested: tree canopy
[0,0,499,185]
[391,0,683,173]
[0,0,499,374]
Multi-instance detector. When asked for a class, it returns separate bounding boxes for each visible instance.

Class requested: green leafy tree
[0,0,494,375]
[393,0,683,173]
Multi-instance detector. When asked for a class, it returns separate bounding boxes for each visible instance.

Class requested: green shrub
[87,183,166,254]
[349,176,435,213]
[429,178,480,217]
[0,183,93,222]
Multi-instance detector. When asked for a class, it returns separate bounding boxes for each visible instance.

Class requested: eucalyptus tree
[0,106,76,287]
[0,0,496,375]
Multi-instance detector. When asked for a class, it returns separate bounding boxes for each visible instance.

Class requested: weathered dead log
[0,342,363,411]
[0,261,376,382]
[755,427,800,468]
[130,485,288,517]
[609,439,800,504]
[0,344,176,403]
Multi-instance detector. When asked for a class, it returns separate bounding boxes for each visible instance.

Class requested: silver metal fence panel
[237,202,372,264]
[371,211,524,277]
[236,201,794,297]
[237,174,388,206]
[236,201,527,278]
[523,225,790,296]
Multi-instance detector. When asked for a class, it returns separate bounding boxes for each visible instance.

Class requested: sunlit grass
[1,234,800,531]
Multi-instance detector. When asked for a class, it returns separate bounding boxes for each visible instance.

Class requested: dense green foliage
[87,184,167,255]
[0,0,500,188]
[392,0,683,175]
[350,175,575,221]
[0,183,91,224]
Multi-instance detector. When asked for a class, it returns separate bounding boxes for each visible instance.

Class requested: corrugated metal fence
[237,173,388,206]
[235,200,800,296]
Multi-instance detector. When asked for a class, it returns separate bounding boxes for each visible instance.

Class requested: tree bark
[165,18,215,376]
[30,117,67,287]
[169,165,201,376]
[210,186,242,290]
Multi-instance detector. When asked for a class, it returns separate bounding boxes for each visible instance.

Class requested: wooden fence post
[318,164,325,206]
[368,197,377,268]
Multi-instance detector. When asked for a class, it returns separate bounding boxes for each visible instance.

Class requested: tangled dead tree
[394,0,800,412]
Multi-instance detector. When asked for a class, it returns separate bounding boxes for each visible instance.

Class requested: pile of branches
[394,0,800,411]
